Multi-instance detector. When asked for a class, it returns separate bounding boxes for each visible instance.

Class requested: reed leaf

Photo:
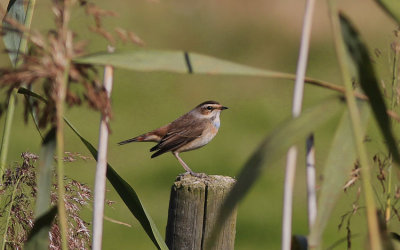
[0,0,37,177]
[206,96,345,248]
[17,87,168,250]
[308,102,370,249]
[64,119,168,250]
[339,14,400,165]
[73,49,350,95]
[25,206,58,250]
[35,128,56,217]
[2,0,25,66]
[375,0,400,24]
[329,6,382,248]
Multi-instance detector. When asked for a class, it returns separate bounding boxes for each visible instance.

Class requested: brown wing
[150,114,206,158]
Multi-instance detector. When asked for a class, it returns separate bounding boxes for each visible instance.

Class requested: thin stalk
[282,0,316,249]
[55,63,71,250]
[282,147,298,250]
[385,164,392,222]
[0,0,37,178]
[328,1,382,249]
[54,0,75,248]
[386,42,399,222]
[92,46,114,250]
[0,89,17,175]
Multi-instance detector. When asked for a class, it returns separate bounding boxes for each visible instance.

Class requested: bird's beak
[220,106,228,110]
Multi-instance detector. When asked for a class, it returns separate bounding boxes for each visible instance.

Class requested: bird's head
[194,100,228,118]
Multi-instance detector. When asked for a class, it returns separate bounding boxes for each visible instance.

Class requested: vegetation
[0,0,400,249]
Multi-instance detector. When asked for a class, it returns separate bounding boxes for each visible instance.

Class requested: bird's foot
[187,171,208,178]
[178,171,208,178]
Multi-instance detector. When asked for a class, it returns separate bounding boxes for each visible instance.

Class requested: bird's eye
[206,106,213,110]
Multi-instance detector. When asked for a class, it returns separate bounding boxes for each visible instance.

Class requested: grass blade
[0,0,37,178]
[25,206,58,250]
[375,0,400,24]
[0,89,16,174]
[308,102,370,248]
[73,49,355,96]
[74,49,291,76]
[18,88,48,103]
[18,88,168,249]
[329,4,382,249]
[64,119,168,250]
[35,128,56,217]
[206,96,344,248]
[2,0,25,66]
[0,0,25,173]
[339,13,400,165]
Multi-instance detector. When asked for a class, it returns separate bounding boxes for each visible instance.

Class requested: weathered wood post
[165,174,237,250]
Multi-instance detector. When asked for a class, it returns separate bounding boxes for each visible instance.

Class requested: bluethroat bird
[118,101,228,177]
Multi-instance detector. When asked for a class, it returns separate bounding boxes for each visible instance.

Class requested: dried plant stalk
[92,46,114,250]
[282,0,316,249]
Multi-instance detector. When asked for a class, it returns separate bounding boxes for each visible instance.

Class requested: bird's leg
[173,152,202,177]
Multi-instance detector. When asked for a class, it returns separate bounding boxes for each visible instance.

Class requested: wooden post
[165,174,237,250]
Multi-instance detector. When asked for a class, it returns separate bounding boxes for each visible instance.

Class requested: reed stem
[282,0,316,249]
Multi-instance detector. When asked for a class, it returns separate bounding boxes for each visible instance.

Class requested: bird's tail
[117,135,146,145]
[118,132,161,145]
[118,137,137,145]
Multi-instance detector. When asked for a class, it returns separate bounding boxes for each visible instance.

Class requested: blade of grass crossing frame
[64,119,168,250]
[0,0,37,177]
[339,14,400,165]
[308,101,370,248]
[34,128,56,217]
[206,96,344,248]
[2,0,25,66]
[375,0,400,24]
[73,49,351,95]
[18,88,48,103]
[17,88,168,250]
[1,0,26,170]
[329,5,382,249]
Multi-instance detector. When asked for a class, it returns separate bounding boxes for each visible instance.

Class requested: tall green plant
[308,102,370,249]
[328,4,389,249]
[0,0,36,176]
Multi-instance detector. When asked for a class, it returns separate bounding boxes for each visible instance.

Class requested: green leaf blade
[207,96,344,247]
[2,0,26,66]
[308,102,370,248]
[375,0,400,24]
[74,49,297,78]
[34,128,56,218]
[339,14,400,165]
[64,119,168,250]
[17,88,168,249]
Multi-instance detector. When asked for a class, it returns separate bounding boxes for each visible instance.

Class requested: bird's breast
[177,125,218,153]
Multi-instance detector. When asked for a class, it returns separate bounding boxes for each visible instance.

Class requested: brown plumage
[118,101,228,176]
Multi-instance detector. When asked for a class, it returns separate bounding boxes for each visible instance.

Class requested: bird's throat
[212,113,221,129]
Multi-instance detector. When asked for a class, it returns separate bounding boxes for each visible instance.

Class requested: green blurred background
[0,0,398,249]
